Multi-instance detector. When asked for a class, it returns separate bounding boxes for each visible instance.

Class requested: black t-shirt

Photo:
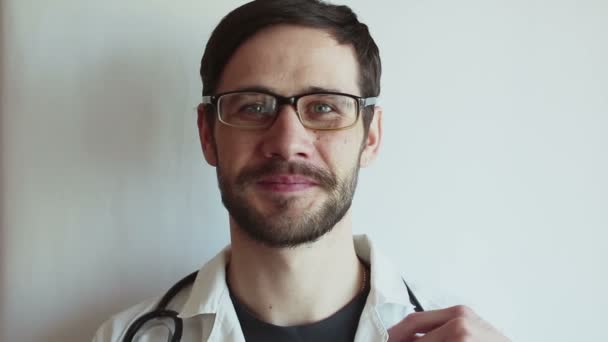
[229,284,370,342]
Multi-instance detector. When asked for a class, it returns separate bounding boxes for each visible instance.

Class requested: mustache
[236,159,337,190]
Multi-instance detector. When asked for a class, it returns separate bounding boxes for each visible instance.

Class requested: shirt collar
[178,234,414,318]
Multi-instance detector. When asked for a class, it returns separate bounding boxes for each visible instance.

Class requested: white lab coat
[92,235,441,342]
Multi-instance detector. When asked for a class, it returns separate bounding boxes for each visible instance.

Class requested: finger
[388,305,479,341]
[414,317,476,342]
[387,332,423,342]
[415,317,511,342]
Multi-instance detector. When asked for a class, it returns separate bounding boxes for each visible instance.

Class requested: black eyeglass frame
[201,90,378,131]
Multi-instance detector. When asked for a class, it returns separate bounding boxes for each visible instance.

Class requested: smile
[256,175,319,192]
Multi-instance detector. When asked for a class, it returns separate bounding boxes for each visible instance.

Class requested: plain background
[1,0,607,341]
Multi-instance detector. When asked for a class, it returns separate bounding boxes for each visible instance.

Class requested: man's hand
[388,305,510,342]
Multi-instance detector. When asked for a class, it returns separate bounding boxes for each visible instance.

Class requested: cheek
[215,134,254,174]
[315,133,353,147]
[314,133,362,173]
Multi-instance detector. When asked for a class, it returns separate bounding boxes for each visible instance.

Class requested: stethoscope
[123,270,424,342]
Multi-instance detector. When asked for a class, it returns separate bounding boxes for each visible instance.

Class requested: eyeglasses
[201,90,377,131]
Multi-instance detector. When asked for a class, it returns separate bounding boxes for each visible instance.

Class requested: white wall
[1,1,606,341]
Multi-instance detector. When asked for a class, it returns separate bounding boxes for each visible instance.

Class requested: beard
[216,157,360,248]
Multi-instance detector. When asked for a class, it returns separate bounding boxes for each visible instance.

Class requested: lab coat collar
[178,246,232,318]
[354,235,415,309]
[177,234,415,333]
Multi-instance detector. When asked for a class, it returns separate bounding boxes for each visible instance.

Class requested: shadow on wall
[57,52,171,342]
[33,40,186,342]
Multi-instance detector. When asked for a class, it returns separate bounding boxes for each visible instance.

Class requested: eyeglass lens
[218,92,358,129]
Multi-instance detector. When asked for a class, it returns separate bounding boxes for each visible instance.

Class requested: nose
[260,104,314,161]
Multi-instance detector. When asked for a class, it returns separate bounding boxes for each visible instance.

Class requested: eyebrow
[227,85,345,96]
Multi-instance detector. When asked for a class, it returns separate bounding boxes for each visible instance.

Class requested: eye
[311,103,334,113]
[241,103,266,113]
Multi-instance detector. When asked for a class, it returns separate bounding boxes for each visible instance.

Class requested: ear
[360,106,382,167]
[197,103,218,167]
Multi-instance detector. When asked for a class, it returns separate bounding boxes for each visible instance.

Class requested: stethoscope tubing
[123,271,423,341]
[123,309,183,342]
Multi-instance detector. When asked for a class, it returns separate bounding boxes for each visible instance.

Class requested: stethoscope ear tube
[122,309,183,342]
[404,280,424,312]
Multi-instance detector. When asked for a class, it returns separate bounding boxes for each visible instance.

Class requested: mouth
[255,174,319,193]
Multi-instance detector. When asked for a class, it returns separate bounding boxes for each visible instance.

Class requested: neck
[227,212,365,326]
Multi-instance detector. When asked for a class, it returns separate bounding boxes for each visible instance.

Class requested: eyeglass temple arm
[361,97,378,107]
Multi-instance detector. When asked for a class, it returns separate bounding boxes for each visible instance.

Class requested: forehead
[216,25,361,96]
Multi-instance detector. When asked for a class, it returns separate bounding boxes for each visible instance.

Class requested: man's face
[198,25,381,248]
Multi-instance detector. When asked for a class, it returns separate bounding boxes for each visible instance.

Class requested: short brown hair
[200,0,381,135]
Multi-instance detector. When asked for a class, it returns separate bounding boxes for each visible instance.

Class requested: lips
[256,174,319,192]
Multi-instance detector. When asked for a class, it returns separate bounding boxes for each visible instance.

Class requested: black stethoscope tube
[123,272,197,342]
[123,271,423,341]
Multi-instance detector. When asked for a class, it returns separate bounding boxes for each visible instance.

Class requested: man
[93,0,510,341]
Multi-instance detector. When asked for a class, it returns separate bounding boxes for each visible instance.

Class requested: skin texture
[197,24,381,326]
[388,305,511,342]
[197,24,509,340]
